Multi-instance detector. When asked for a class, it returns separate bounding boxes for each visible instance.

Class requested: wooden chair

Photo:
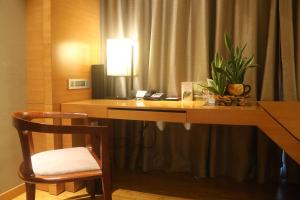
[11,111,112,200]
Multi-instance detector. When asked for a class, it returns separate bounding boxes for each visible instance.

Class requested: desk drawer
[187,109,262,126]
[107,108,186,123]
[62,104,107,118]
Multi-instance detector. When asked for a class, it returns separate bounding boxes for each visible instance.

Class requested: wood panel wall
[26,0,51,155]
[26,0,100,195]
[51,0,100,110]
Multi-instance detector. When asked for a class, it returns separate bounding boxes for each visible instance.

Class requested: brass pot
[227,84,251,96]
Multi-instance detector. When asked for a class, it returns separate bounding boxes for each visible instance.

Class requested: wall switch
[68,79,89,89]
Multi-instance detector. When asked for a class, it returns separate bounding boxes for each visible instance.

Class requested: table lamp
[106,38,134,98]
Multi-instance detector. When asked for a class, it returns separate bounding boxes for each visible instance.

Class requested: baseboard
[0,183,25,200]
[36,183,49,192]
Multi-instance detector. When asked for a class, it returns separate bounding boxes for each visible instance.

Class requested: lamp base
[103,89,135,100]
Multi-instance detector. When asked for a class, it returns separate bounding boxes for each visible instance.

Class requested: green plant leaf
[213,66,231,80]
[221,34,257,84]
[206,78,214,85]
[206,86,219,94]
[225,33,234,54]
[244,56,254,68]
[241,44,247,54]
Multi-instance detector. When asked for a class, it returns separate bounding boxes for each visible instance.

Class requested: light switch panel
[68,79,89,89]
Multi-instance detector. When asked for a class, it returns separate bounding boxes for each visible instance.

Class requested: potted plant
[205,34,257,105]
[214,34,257,96]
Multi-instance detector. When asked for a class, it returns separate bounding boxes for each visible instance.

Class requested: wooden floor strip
[12,169,300,200]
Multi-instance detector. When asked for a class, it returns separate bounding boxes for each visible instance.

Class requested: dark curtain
[100,0,300,183]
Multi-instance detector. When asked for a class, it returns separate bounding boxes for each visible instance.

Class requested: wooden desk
[61,99,300,165]
[259,102,300,143]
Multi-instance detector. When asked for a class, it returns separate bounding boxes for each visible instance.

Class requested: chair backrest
[12,111,97,134]
[11,111,110,178]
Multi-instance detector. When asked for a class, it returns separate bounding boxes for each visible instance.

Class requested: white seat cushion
[31,147,100,176]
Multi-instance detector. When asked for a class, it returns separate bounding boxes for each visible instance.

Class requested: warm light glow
[56,42,90,67]
[106,38,133,76]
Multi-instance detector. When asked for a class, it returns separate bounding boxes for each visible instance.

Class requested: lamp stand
[129,45,134,98]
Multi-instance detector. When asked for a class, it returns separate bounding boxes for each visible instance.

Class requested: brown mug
[227,84,251,96]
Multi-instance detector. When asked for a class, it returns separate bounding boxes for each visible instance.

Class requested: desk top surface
[62,99,261,111]
[259,101,300,142]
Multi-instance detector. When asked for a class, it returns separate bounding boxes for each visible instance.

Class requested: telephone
[149,92,166,100]
[136,90,166,100]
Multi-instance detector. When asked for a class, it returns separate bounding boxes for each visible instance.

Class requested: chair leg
[87,180,96,198]
[101,174,112,200]
[25,182,35,200]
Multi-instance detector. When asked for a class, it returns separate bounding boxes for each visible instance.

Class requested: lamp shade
[106,38,133,76]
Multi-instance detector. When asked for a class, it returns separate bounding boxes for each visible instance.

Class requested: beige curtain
[100,0,300,183]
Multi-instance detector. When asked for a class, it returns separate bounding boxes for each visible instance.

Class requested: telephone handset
[149,92,165,100]
[144,90,156,98]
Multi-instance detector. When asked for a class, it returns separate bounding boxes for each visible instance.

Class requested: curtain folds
[100,0,300,183]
